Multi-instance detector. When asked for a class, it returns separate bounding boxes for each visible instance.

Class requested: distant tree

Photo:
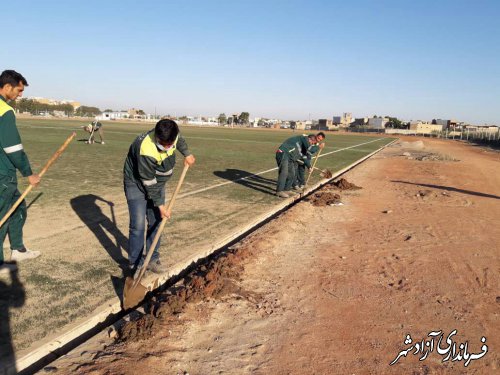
[386,117,404,129]
[238,112,250,125]
[104,108,113,112]
[137,109,146,116]
[179,115,188,121]
[218,113,227,125]
[229,114,239,126]
[11,99,76,116]
[75,106,102,116]
[431,119,437,124]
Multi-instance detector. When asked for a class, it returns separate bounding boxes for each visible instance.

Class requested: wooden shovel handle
[132,164,190,287]
[305,145,324,186]
[0,132,76,229]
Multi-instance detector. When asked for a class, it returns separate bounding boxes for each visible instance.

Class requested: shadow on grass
[0,263,25,374]
[214,169,276,196]
[391,180,500,200]
[70,195,129,272]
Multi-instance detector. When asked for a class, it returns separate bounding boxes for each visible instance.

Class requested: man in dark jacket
[294,132,325,189]
[275,134,317,198]
[123,119,195,276]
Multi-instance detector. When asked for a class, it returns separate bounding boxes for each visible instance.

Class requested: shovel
[298,159,333,180]
[122,164,190,310]
[305,145,324,186]
[310,166,333,179]
[0,132,76,229]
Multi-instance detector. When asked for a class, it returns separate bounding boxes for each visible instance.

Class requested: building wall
[409,123,444,133]
[368,117,388,128]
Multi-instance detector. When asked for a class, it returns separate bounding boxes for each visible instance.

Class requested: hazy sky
[3,0,499,123]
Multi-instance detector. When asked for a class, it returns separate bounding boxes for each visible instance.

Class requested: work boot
[293,185,301,191]
[0,262,17,277]
[276,191,289,198]
[147,259,167,274]
[11,248,41,262]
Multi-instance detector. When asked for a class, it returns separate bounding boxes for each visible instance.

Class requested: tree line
[217,112,250,125]
[11,98,101,117]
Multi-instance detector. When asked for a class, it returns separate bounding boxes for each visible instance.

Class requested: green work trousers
[276,151,297,193]
[0,175,26,262]
[296,163,306,186]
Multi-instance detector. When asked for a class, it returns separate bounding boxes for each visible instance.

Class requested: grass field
[1,118,393,358]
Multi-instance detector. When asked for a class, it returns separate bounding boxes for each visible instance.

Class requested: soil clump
[331,178,362,191]
[305,192,342,207]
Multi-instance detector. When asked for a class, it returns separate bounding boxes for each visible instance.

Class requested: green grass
[1,118,393,355]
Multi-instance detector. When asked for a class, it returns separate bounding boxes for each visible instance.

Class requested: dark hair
[316,132,326,139]
[0,70,28,89]
[154,119,179,143]
[308,135,318,142]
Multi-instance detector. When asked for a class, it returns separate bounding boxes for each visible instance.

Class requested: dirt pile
[118,247,251,342]
[306,192,342,207]
[321,169,333,179]
[331,178,362,191]
[415,153,458,162]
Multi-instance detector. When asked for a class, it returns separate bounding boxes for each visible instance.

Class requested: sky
[3,0,500,124]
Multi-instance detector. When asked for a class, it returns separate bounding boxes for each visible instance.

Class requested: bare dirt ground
[49,138,499,374]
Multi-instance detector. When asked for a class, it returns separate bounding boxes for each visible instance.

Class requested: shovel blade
[320,169,333,179]
[122,277,148,310]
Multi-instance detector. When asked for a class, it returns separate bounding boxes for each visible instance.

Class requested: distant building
[351,117,369,127]
[333,113,353,127]
[290,121,306,130]
[368,117,389,129]
[409,121,444,133]
[128,108,142,118]
[96,111,129,121]
[29,96,80,109]
[313,119,333,130]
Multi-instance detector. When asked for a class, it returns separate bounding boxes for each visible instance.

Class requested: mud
[118,246,252,342]
[306,192,342,207]
[321,169,333,179]
[330,178,362,191]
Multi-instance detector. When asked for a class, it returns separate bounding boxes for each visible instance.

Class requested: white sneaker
[0,262,18,276]
[11,248,41,262]
[101,142,105,145]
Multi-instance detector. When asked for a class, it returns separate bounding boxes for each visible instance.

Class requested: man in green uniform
[275,134,317,198]
[294,132,326,190]
[124,119,195,277]
[0,70,41,276]
[82,120,105,144]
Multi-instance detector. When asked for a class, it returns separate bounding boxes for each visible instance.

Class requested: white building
[96,111,129,121]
